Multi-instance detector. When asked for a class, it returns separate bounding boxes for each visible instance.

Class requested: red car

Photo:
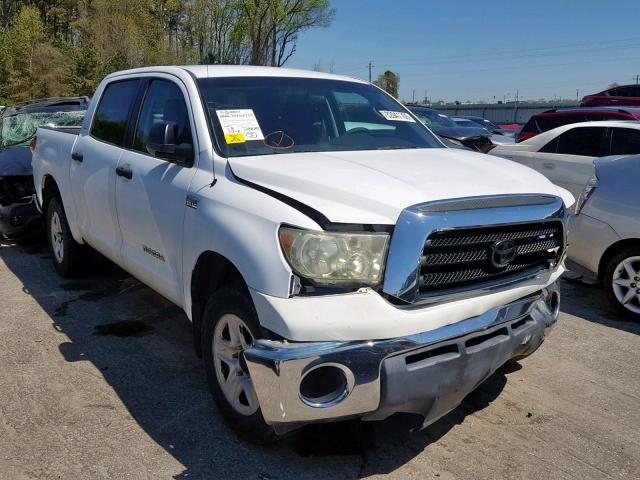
[516,107,640,142]
[580,84,640,107]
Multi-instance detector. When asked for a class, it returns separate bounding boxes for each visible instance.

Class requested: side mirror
[146,122,194,166]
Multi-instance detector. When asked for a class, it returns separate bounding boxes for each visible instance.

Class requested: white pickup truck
[32,66,572,442]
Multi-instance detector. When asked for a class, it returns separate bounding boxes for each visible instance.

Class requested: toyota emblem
[489,240,517,268]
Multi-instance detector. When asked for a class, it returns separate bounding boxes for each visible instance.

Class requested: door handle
[71,151,83,162]
[116,164,133,180]
[542,162,555,170]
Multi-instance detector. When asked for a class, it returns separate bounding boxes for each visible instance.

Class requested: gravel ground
[1,239,639,480]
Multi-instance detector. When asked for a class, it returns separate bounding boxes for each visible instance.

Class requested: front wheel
[603,247,640,321]
[202,287,277,443]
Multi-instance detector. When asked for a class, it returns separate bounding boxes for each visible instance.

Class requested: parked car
[580,84,640,107]
[491,121,640,201]
[516,107,640,142]
[407,106,494,152]
[567,155,640,320]
[452,115,516,137]
[0,97,88,239]
[450,117,515,146]
[32,65,571,442]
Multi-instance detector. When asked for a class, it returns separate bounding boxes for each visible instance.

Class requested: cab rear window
[91,79,140,146]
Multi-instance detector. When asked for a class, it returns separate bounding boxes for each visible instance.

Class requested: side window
[91,80,140,145]
[133,79,192,153]
[613,86,640,97]
[535,115,584,133]
[610,128,640,155]
[539,136,559,153]
[555,127,605,157]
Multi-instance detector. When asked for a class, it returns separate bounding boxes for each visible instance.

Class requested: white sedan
[490,120,640,200]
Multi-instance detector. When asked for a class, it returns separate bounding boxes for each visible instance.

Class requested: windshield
[408,108,458,129]
[1,110,85,148]
[198,77,443,157]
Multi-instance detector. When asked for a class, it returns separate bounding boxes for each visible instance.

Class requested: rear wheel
[202,286,277,443]
[46,197,85,278]
[603,247,640,321]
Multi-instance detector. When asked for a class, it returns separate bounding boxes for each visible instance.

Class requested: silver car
[567,154,640,320]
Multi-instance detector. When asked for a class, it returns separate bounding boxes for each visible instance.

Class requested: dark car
[452,115,517,137]
[516,106,640,143]
[407,106,493,152]
[0,97,88,239]
[580,84,640,107]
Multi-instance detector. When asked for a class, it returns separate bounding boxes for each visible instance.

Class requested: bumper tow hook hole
[465,327,509,349]
[299,365,349,407]
[405,343,459,365]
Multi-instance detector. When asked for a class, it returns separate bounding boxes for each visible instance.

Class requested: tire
[602,246,640,322]
[202,286,277,443]
[46,196,85,278]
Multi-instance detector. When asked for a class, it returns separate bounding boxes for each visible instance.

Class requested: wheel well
[598,238,640,279]
[190,251,246,358]
[42,175,60,214]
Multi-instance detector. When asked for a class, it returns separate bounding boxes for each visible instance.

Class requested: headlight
[278,227,390,287]
[575,175,598,214]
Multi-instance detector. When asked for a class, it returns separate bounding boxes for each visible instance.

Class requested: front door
[114,77,197,305]
[530,126,606,200]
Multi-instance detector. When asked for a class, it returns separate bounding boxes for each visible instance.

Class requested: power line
[336,35,640,71]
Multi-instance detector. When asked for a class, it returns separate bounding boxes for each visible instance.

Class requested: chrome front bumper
[244,282,560,433]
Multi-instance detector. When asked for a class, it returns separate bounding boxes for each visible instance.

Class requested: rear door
[529,126,606,200]
[608,127,640,155]
[70,78,140,260]
[114,76,198,305]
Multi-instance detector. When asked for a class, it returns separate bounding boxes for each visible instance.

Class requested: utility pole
[368,61,372,83]
[412,89,415,102]
[635,74,640,85]
[576,88,579,100]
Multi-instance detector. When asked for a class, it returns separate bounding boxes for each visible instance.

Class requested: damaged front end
[243,284,560,435]
[0,173,40,239]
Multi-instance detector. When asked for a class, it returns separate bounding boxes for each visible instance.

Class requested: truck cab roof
[105,65,367,84]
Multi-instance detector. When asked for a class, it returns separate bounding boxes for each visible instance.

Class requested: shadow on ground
[1,238,518,479]
[560,276,640,336]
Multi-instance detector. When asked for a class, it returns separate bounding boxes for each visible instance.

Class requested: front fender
[181,169,319,321]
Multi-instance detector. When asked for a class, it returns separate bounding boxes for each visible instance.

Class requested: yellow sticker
[224,132,245,144]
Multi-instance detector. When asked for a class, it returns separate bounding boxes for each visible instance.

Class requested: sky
[287,0,640,103]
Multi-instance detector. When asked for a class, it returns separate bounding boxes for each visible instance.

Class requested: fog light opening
[299,364,351,408]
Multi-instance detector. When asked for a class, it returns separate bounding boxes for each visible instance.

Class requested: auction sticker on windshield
[379,111,415,122]
[216,109,265,143]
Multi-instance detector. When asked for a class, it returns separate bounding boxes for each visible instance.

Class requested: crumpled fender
[0,146,32,176]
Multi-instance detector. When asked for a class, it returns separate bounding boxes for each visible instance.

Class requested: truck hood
[229,148,573,225]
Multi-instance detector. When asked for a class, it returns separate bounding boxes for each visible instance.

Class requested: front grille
[419,221,563,294]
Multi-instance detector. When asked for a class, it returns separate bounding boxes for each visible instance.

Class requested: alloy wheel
[212,314,259,416]
[50,211,64,264]
[612,256,640,315]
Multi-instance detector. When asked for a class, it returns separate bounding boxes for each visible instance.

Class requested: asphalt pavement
[1,239,639,480]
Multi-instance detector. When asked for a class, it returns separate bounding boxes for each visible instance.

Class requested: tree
[373,70,400,98]
[608,82,620,89]
[0,0,336,104]
[240,0,335,66]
